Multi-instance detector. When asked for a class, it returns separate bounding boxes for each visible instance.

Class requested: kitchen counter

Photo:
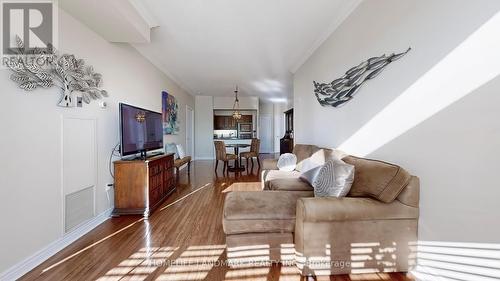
[213,137,252,140]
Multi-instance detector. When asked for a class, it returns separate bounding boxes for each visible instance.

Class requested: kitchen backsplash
[214,129,238,138]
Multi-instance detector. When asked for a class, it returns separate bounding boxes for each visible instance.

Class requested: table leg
[228,146,245,172]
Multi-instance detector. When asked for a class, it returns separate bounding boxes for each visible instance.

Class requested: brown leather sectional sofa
[223,144,419,276]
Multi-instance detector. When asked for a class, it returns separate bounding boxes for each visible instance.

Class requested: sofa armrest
[262,159,279,170]
[296,197,418,223]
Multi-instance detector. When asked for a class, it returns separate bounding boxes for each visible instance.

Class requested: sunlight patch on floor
[155,245,225,281]
[96,247,177,281]
[42,218,146,274]
[224,264,270,281]
[159,183,211,211]
[278,265,301,281]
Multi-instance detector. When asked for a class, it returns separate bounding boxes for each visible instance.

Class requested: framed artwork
[162,91,179,135]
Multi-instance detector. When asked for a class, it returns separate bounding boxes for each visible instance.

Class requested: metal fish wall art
[313,47,411,108]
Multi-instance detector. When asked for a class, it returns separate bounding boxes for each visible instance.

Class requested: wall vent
[65,186,95,233]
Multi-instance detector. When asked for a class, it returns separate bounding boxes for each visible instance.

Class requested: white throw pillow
[330,159,355,197]
[299,158,322,184]
[277,153,297,171]
[301,159,355,198]
[176,144,186,159]
[165,143,179,159]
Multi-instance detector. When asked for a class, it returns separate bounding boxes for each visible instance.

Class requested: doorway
[186,105,194,157]
[259,114,273,153]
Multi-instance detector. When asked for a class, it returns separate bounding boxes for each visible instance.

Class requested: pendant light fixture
[232,85,242,120]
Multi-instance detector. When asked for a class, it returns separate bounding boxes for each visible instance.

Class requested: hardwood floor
[21,155,414,281]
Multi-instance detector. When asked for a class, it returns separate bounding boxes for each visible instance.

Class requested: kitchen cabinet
[214,116,225,130]
[214,115,252,130]
[240,115,252,123]
[214,116,237,130]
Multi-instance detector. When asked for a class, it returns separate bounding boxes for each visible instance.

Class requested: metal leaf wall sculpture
[313,48,411,107]
[5,35,108,107]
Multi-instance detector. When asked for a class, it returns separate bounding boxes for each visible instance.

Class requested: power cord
[109,143,121,178]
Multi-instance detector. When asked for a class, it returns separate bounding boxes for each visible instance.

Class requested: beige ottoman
[222,190,313,266]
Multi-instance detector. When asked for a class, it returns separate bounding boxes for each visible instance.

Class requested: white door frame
[186,105,195,158]
[259,113,273,154]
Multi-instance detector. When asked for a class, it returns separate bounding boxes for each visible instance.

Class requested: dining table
[225,143,251,171]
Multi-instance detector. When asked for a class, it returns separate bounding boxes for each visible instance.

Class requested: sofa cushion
[343,156,411,203]
[262,169,301,189]
[223,191,312,235]
[174,156,191,167]
[296,197,419,222]
[268,178,314,192]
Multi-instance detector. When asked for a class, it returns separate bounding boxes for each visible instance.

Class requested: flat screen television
[119,103,163,157]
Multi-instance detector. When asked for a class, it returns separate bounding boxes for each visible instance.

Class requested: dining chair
[240,138,260,168]
[214,141,237,174]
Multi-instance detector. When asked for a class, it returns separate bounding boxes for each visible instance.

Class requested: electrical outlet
[105,184,113,192]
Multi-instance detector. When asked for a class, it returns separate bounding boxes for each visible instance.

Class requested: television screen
[120,103,163,156]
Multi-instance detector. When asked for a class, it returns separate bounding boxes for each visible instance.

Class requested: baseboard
[194,157,214,160]
[0,208,112,281]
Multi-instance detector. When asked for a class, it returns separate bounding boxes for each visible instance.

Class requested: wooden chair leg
[251,158,254,166]
[176,167,180,179]
[188,161,191,174]
[246,157,249,168]
[256,157,261,167]
[215,160,219,172]
[223,161,227,174]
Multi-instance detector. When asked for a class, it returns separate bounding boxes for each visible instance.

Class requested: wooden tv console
[112,153,175,217]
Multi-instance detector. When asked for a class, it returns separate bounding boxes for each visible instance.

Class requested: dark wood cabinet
[112,154,175,217]
[240,115,252,123]
[228,117,236,129]
[214,116,225,130]
[280,108,294,154]
[285,108,293,132]
[214,115,252,130]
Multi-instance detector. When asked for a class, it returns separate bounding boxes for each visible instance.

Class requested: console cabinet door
[113,154,175,217]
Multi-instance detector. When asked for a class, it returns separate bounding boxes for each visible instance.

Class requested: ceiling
[63,0,361,100]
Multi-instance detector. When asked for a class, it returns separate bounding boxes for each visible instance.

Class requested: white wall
[195,96,214,159]
[294,0,500,277]
[213,96,259,110]
[0,8,193,274]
